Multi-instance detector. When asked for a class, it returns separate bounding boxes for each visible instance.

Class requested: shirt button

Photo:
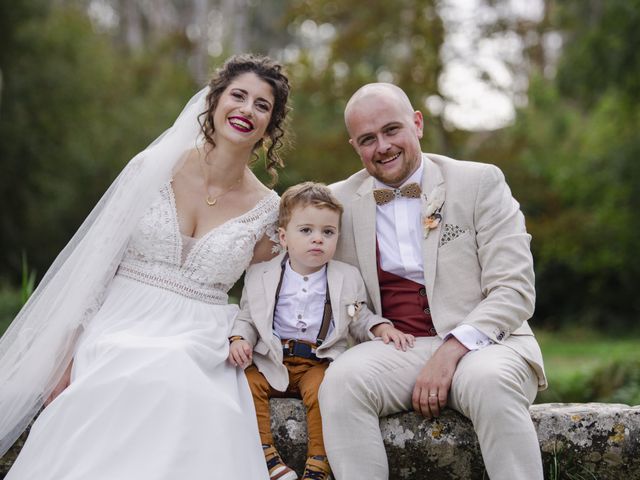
[303,277,308,282]
[297,314,302,319]
[429,327,437,335]
[419,288,427,297]
[302,288,307,292]
[301,327,307,332]
[423,307,430,315]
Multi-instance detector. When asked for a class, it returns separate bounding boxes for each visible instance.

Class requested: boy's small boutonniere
[347,301,364,319]
[421,186,445,239]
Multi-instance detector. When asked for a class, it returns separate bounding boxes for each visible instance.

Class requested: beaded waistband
[116,263,228,305]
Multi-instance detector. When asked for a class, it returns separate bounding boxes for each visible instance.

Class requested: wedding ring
[428,392,437,397]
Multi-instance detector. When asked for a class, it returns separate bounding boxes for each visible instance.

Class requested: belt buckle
[291,341,313,358]
[283,339,319,360]
[283,339,295,357]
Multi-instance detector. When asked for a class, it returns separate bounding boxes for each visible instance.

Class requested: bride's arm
[44,323,85,406]
[44,359,73,406]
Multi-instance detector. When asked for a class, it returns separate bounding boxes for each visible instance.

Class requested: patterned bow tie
[373,182,422,205]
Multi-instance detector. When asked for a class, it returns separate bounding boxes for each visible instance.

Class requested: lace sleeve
[256,193,282,254]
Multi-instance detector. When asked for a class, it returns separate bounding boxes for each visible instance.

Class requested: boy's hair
[279,182,344,229]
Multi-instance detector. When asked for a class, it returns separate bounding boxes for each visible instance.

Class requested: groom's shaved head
[344,83,415,133]
[342,82,424,187]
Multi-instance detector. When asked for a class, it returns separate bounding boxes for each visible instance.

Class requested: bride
[0,53,290,479]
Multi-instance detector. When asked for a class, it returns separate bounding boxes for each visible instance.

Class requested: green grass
[536,327,640,404]
[538,328,640,368]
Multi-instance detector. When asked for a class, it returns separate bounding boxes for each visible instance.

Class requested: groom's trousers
[318,336,543,480]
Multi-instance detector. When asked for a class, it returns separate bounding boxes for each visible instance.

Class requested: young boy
[228,182,413,480]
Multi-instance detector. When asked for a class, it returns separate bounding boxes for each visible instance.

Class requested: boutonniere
[347,301,365,319]
[421,186,445,239]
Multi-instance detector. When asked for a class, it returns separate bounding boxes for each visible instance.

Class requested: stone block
[2,402,638,479]
[270,400,640,479]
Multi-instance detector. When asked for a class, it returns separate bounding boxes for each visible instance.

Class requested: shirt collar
[284,259,327,285]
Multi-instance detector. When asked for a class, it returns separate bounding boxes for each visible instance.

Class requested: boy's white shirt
[273,261,334,343]
[230,253,391,392]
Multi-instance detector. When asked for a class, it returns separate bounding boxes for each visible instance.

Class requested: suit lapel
[421,154,445,301]
[323,262,344,346]
[258,255,285,340]
[352,177,382,313]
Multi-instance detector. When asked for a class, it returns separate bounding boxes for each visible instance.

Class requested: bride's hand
[228,339,253,368]
[45,359,73,406]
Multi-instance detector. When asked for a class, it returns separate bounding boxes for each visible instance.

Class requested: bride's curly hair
[199,53,291,187]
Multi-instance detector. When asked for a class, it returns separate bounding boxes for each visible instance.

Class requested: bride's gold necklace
[199,159,244,207]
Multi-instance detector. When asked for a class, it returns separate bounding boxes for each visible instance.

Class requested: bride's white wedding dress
[6,183,276,480]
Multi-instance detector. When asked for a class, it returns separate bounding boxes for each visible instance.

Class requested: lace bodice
[117,183,279,303]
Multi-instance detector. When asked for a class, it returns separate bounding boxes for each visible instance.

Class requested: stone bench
[1,402,638,479]
[270,400,640,479]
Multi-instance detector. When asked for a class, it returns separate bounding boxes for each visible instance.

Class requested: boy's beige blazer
[331,153,547,389]
[231,253,390,392]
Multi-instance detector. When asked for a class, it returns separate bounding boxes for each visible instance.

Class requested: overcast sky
[437,0,549,130]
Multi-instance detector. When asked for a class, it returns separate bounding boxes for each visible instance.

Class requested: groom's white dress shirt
[374,161,490,350]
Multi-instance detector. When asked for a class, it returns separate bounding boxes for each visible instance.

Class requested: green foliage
[511,83,639,329]
[536,329,640,404]
[473,0,640,330]
[284,0,448,186]
[0,3,195,281]
[546,448,598,480]
[20,252,35,305]
[587,359,640,405]
[555,0,640,106]
[0,256,34,337]
[0,287,22,337]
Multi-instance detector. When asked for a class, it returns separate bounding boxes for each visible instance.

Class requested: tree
[0,3,195,280]
[474,0,640,330]
[280,0,447,186]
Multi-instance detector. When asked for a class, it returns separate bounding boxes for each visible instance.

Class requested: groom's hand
[412,337,469,418]
[228,339,253,368]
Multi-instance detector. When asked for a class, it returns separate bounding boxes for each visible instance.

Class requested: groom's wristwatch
[229,336,244,344]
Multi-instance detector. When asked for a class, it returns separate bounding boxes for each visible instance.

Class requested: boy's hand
[228,339,253,368]
[371,323,415,351]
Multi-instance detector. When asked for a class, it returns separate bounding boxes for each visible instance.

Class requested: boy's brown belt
[281,338,322,361]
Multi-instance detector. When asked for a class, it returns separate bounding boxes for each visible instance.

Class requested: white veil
[0,86,210,456]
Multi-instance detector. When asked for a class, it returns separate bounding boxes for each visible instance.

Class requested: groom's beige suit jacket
[330,153,547,389]
[231,253,390,392]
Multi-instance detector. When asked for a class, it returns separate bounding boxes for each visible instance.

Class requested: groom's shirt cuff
[447,325,492,351]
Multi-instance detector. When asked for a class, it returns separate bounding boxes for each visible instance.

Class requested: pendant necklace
[199,158,244,207]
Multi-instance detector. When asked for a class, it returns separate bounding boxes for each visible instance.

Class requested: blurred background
[1,0,639,405]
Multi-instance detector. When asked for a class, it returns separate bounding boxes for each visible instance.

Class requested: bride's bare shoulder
[243,170,277,202]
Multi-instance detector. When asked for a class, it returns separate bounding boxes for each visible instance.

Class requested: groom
[319,83,547,480]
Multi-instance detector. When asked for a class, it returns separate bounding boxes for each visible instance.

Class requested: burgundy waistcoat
[376,243,437,337]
